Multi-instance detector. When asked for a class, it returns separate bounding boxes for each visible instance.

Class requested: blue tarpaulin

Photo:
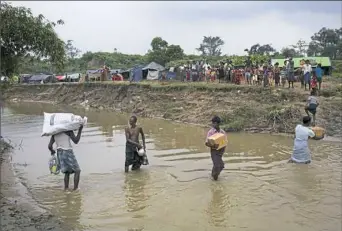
[131,65,144,82]
[165,71,177,80]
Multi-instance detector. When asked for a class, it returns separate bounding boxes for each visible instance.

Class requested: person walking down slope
[205,116,226,181]
[305,90,319,126]
[289,116,316,164]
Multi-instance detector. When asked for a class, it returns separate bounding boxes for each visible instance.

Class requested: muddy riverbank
[0,140,67,231]
[3,81,342,136]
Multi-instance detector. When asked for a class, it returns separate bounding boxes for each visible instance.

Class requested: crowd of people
[181,57,324,93]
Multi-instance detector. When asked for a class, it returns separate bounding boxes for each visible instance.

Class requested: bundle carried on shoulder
[311,126,325,140]
[42,112,88,136]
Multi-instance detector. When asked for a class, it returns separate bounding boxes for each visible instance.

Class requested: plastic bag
[48,155,60,175]
[42,112,87,136]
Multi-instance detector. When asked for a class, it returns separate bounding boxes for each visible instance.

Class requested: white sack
[42,112,88,136]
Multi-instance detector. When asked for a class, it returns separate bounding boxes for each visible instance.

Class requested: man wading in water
[205,116,226,181]
[289,116,316,164]
[48,125,83,190]
[125,115,148,172]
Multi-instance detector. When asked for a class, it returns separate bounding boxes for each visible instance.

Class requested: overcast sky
[10,1,342,56]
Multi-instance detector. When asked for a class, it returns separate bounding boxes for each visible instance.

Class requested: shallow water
[1,102,341,231]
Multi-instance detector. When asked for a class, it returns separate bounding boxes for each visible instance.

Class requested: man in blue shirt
[315,63,323,91]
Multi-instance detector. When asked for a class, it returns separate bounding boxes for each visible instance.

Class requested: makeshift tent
[146,70,160,80]
[142,62,165,80]
[271,57,331,68]
[110,69,122,75]
[165,71,177,80]
[28,75,56,84]
[131,65,144,82]
[20,74,32,83]
[142,62,165,71]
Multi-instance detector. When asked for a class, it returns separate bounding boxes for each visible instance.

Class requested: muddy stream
[1,102,341,231]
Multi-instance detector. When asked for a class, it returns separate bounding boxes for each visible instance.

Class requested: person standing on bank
[303,59,312,91]
[205,116,226,181]
[48,125,83,191]
[286,57,295,88]
[125,115,149,173]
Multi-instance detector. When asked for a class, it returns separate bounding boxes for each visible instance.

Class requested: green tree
[246,44,276,56]
[307,27,342,59]
[197,36,225,56]
[0,2,66,77]
[291,39,308,57]
[147,37,184,65]
[280,47,298,58]
[65,40,81,59]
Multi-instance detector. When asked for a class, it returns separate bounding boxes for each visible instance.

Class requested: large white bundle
[42,112,88,136]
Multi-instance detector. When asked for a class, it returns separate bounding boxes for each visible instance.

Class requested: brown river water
[1,102,341,231]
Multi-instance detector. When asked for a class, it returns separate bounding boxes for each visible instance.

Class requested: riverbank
[0,140,66,231]
[3,80,342,136]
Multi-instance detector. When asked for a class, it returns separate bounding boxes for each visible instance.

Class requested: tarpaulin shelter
[28,74,56,84]
[130,65,145,82]
[142,62,165,80]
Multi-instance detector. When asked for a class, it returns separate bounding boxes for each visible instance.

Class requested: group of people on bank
[180,57,324,92]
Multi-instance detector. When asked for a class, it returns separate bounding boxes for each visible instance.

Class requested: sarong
[125,143,143,170]
[287,71,295,82]
[291,140,311,163]
[304,72,311,84]
[57,149,80,174]
[274,73,280,85]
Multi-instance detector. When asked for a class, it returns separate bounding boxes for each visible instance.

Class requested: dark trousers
[211,150,225,179]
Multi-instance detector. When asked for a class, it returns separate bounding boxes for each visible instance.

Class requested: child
[205,116,226,181]
[252,67,258,85]
[263,66,269,87]
[305,90,319,126]
[245,67,252,85]
[274,63,281,86]
[311,72,318,93]
[280,67,287,88]
[315,63,323,91]
[268,66,274,87]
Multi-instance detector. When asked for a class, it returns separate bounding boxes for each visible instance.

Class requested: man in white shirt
[303,60,312,91]
[290,116,315,164]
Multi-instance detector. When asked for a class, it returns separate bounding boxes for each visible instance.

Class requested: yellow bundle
[208,133,228,150]
[311,126,325,140]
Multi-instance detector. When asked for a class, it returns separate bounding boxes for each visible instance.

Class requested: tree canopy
[0,2,66,76]
[197,36,225,56]
[146,37,184,66]
[2,3,340,76]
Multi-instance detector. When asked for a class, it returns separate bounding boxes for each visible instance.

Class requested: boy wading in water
[125,115,148,172]
[205,116,226,181]
[48,125,83,190]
